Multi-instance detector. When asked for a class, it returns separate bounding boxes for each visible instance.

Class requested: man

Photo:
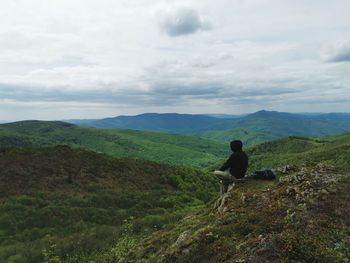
[214,140,249,194]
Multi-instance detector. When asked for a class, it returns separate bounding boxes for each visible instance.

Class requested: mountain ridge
[69,113,228,134]
[67,111,350,146]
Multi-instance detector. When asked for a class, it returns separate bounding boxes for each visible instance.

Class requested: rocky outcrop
[235,164,349,263]
[213,184,235,213]
[126,163,350,263]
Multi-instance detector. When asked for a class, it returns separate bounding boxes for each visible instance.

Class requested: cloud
[157,6,211,37]
[0,74,302,108]
[1,0,350,120]
[327,41,350,62]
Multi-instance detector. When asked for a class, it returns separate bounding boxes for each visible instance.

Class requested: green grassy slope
[0,121,227,168]
[0,146,219,262]
[205,133,350,178]
[198,127,277,146]
[247,134,350,172]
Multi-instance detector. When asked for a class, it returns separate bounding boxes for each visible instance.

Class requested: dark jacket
[220,150,249,179]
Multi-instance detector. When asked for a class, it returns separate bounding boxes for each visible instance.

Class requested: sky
[0,0,350,121]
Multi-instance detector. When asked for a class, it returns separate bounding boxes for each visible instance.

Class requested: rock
[308,198,316,205]
[181,248,190,256]
[214,186,235,213]
[319,189,329,195]
[241,193,246,204]
[172,230,191,249]
[297,203,307,211]
[328,187,337,194]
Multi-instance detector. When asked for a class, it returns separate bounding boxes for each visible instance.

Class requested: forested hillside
[198,110,350,145]
[246,133,350,172]
[0,121,227,168]
[0,146,219,262]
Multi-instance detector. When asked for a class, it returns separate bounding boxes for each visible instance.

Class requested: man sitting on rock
[214,140,249,194]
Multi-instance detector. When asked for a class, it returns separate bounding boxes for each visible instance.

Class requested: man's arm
[219,154,234,171]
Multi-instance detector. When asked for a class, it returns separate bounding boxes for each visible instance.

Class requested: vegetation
[116,164,349,262]
[0,121,228,168]
[70,111,350,146]
[203,133,350,181]
[198,127,276,146]
[246,134,350,173]
[69,113,226,134]
[100,133,348,263]
[1,119,349,262]
[0,146,219,262]
[197,110,350,145]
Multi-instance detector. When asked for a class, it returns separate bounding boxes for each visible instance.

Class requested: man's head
[230,140,243,152]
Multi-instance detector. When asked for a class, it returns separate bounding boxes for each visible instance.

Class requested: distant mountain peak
[248,110,279,117]
[248,110,299,118]
[256,109,279,114]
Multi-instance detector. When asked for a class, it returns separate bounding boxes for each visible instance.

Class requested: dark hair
[230,140,243,152]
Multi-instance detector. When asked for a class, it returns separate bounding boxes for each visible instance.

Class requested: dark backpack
[251,169,276,180]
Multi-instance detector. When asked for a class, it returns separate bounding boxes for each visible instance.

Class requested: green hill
[202,110,350,137]
[0,121,227,168]
[0,146,219,262]
[198,128,277,146]
[246,134,350,172]
[204,133,350,178]
[85,133,350,262]
[197,111,350,145]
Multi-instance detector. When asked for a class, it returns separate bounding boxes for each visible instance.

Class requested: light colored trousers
[213,170,235,194]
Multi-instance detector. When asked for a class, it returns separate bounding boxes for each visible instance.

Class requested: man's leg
[214,170,234,194]
[214,170,232,181]
[221,179,230,194]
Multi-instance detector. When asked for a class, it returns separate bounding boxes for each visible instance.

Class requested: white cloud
[156,6,212,37]
[326,40,350,62]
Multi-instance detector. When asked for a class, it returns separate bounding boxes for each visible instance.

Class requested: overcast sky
[0,0,350,121]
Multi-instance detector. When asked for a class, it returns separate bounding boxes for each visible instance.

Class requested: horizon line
[2,110,350,124]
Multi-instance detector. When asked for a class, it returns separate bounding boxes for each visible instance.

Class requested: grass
[197,128,277,146]
[246,134,350,173]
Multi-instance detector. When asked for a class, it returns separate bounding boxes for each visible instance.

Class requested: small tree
[42,236,61,263]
